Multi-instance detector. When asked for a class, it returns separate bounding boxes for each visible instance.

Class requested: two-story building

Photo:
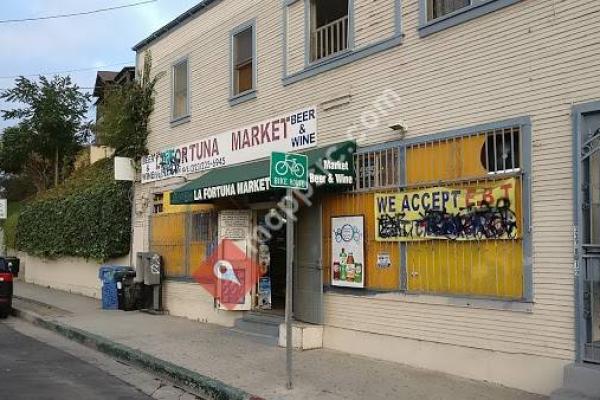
[131,0,600,395]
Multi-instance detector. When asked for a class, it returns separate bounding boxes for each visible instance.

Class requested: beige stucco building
[130,0,600,396]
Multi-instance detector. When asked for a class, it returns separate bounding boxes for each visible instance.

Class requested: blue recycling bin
[99,266,133,310]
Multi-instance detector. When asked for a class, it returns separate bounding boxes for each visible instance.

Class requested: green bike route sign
[270,152,308,190]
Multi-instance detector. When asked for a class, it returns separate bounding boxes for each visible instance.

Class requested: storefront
[148,138,355,321]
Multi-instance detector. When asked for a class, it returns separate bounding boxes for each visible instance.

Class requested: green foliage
[0,75,92,191]
[97,52,161,160]
[2,202,25,250]
[15,158,131,261]
[0,174,36,202]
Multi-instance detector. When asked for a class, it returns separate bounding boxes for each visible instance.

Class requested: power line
[0,62,133,80]
[0,0,157,24]
[0,87,94,91]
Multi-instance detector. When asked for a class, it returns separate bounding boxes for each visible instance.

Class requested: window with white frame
[427,0,471,21]
[232,26,255,96]
[310,0,350,62]
[172,59,189,120]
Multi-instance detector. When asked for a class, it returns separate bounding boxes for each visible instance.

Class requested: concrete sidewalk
[13,281,546,400]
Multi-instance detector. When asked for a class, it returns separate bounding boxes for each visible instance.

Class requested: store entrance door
[294,203,323,324]
[255,209,287,313]
[576,106,600,363]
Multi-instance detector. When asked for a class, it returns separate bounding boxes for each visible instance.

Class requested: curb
[11,307,264,400]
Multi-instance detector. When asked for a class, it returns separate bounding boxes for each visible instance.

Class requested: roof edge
[132,0,221,52]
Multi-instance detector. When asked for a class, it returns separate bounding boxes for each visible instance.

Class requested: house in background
[88,66,136,164]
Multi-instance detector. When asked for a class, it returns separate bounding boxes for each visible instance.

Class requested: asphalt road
[0,321,152,400]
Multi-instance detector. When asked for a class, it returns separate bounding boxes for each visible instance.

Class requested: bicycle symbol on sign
[275,155,305,178]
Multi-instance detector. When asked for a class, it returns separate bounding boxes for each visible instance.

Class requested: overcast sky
[0,0,201,130]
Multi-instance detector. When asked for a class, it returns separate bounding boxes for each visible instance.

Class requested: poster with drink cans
[331,216,365,288]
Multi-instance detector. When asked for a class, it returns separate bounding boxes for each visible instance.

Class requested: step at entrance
[550,363,600,400]
[232,312,283,341]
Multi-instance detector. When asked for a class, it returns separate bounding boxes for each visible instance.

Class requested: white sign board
[114,157,136,181]
[331,216,365,288]
[141,106,318,183]
[0,199,6,220]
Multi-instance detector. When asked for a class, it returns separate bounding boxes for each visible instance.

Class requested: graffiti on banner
[374,179,518,242]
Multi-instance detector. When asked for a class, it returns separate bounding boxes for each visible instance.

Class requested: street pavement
[0,320,152,400]
[11,281,549,400]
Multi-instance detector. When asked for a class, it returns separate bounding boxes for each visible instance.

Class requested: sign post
[285,187,293,389]
[270,151,308,390]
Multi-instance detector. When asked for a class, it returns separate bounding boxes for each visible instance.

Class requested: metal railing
[355,147,401,191]
[311,15,349,62]
[584,255,600,363]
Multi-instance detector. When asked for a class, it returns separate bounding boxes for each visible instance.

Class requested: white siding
[135,0,600,388]
[354,0,397,47]
[287,1,306,75]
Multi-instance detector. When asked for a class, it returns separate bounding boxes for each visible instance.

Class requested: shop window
[172,58,189,121]
[232,25,255,96]
[481,127,520,174]
[331,123,529,300]
[355,148,400,191]
[191,212,218,242]
[310,0,350,62]
[427,0,471,21]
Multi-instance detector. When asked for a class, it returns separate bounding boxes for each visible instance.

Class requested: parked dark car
[0,258,13,318]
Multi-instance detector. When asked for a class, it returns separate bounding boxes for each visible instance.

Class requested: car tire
[0,306,10,319]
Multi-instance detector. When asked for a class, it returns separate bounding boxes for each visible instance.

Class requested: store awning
[171,141,355,204]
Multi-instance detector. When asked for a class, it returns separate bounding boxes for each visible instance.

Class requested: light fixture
[389,119,408,136]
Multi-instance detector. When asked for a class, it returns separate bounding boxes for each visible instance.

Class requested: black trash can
[5,257,20,278]
[115,269,141,311]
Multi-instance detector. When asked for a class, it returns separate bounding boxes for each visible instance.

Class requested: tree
[97,51,160,160]
[0,75,91,189]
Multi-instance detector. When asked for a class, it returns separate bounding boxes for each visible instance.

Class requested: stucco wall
[22,253,130,299]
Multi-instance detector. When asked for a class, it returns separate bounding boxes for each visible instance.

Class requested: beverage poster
[331,216,365,288]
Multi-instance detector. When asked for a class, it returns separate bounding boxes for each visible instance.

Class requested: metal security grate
[482,127,521,174]
[150,211,218,278]
[583,256,600,363]
[355,147,400,191]
[341,128,527,299]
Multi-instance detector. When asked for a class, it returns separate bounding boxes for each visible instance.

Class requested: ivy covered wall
[16,158,131,261]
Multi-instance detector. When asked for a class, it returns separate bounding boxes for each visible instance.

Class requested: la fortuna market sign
[141,106,318,183]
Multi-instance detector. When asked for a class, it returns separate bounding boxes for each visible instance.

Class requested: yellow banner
[375,179,518,242]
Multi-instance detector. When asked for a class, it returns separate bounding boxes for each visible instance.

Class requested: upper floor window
[427,0,471,21]
[232,25,255,96]
[172,58,189,121]
[310,0,349,62]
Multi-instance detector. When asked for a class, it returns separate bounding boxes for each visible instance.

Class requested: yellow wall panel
[323,193,400,290]
[406,240,523,299]
[150,213,187,277]
[406,135,487,184]
[404,134,524,299]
